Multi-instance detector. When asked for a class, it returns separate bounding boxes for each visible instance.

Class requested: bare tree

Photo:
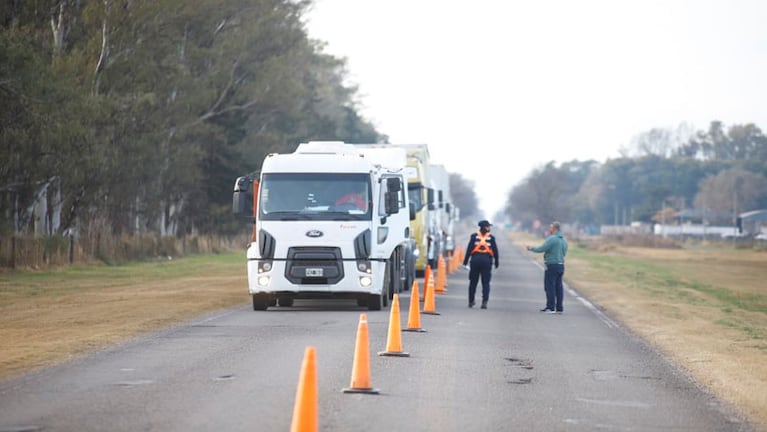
[694,169,767,224]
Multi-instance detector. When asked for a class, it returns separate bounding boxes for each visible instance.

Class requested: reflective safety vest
[470,231,494,256]
[335,193,366,210]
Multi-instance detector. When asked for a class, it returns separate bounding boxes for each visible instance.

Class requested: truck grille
[285,247,344,285]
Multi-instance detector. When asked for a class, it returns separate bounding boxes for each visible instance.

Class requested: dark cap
[478,220,492,228]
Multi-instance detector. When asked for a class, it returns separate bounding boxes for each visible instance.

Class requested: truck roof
[354,145,408,173]
[262,142,374,174]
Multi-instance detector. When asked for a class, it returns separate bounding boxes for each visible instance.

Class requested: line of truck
[232,141,459,311]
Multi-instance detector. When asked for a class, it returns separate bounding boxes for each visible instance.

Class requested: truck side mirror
[233,176,250,216]
[427,188,436,210]
[387,177,402,192]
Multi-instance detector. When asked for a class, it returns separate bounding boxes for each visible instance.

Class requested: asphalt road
[0,233,756,431]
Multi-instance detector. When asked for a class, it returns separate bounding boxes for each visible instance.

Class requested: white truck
[232,141,411,311]
[390,144,438,277]
[429,164,459,260]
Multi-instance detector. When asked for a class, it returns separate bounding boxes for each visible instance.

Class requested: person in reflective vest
[462,220,499,309]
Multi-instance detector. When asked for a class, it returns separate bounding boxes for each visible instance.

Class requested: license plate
[305,268,323,277]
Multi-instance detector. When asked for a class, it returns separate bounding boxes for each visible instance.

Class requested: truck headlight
[357,260,371,273]
[257,275,271,287]
[359,276,373,287]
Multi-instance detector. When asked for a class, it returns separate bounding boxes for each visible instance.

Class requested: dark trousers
[544,263,565,311]
[468,254,493,304]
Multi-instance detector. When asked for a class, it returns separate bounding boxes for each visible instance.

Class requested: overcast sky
[304,0,767,219]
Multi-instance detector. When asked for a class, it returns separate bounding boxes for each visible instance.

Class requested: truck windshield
[408,183,424,211]
[260,173,372,221]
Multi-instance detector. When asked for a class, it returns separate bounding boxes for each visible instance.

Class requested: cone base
[342,387,381,394]
[377,351,410,357]
[402,328,427,332]
[422,311,441,315]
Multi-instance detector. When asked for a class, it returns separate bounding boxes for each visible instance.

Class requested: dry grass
[510,232,767,430]
[0,254,246,379]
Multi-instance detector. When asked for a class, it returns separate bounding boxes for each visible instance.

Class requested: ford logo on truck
[306,230,324,238]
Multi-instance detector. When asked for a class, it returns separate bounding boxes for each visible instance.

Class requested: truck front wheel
[367,293,382,311]
[252,294,269,311]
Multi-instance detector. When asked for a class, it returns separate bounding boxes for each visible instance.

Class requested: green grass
[568,243,767,315]
[0,251,245,297]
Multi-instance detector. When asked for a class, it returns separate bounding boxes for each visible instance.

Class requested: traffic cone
[403,280,426,333]
[290,346,318,432]
[378,294,410,357]
[422,268,440,315]
[342,313,380,394]
[436,255,447,294]
[451,251,459,273]
[422,265,433,301]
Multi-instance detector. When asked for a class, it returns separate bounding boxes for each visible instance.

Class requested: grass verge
[0,252,247,379]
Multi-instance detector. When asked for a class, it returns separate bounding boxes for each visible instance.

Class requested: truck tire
[252,294,269,311]
[367,293,382,311]
[385,258,394,302]
[404,247,415,291]
[278,297,293,307]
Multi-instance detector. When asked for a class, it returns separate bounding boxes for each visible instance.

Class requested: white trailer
[232,141,409,311]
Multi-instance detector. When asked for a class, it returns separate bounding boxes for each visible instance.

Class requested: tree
[506,162,570,228]
[1,0,385,239]
[620,123,694,158]
[449,172,479,220]
[694,169,767,224]
[676,121,767,163]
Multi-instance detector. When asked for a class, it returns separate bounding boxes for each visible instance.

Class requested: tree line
[505,121,767,230]
[1,0,385,241]
[8,2,758,266]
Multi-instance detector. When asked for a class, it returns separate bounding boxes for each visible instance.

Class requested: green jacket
[529,232,568,264]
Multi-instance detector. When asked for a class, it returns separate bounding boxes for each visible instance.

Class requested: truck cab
[233,142,408,311]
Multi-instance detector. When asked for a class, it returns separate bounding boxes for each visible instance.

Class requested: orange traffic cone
[378,294,410,357]
[422,265,433,301]
[422,268,440,315]
[342,313,380,394]
[290,346,318,432]
[403,280,426,333]
[436,255,447,294]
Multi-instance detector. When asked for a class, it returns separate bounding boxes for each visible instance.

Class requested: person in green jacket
[526,221,568,314]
